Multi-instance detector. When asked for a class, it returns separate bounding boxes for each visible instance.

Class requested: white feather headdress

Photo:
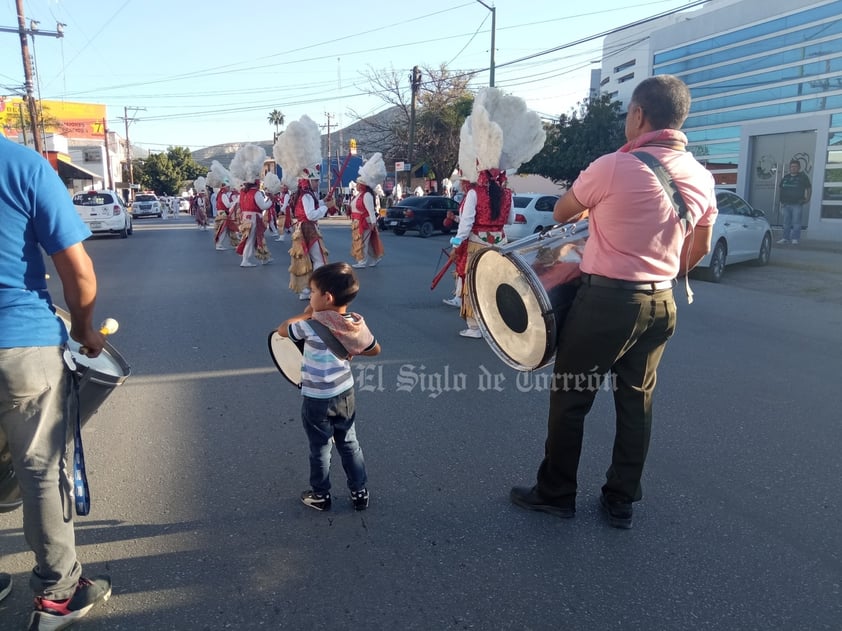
[193,175,207,194]
[458,87,546,182]
[273,115,322,188]
[206,160,230,188]
[262,171,282,194]
[229,144,267,184]
[356,152,386,188]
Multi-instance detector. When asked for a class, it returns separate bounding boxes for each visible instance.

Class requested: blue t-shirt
[0,136,92,348]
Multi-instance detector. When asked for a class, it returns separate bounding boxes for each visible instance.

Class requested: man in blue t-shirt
[0,135,112,627]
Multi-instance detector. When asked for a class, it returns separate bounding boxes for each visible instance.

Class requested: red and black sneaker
[29,575,111,631]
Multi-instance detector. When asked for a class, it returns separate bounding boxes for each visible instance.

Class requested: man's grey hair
[631,74,691,130]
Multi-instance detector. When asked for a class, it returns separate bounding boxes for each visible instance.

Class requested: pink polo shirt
[572,145,717,281]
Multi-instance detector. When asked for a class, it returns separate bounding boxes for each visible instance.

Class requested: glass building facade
[602,0,842,240]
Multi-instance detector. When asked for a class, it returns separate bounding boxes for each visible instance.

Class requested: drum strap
[66,364,91,516]
[308,320,350,360]
[632,151,695,304]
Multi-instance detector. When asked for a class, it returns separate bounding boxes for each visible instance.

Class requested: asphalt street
[0,214,839,630]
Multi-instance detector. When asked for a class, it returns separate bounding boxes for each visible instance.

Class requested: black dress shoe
[510,486,575,518]
[600,493,633,529]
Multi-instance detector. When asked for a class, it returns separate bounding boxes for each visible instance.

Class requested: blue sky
[1,0,705,151]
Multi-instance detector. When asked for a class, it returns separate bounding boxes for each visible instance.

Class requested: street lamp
[475,0,496,87]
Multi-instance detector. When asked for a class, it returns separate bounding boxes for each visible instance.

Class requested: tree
[522,94,625,187]
[136,146,205,195]
[353,64,473,191]
[268,109,285,139]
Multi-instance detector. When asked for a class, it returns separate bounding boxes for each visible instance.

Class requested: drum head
[268,332,303,388]
[470,249,553,371]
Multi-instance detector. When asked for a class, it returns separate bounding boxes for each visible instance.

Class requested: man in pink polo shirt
[511,75,718,529]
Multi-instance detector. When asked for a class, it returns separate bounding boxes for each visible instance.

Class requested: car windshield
[73,193,114,206]
[135,195,157,202]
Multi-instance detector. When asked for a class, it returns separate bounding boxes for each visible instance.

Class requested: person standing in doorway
[778,159,811,245]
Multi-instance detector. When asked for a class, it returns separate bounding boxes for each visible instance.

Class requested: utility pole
[120,106,145,201]
[324,112,333,166]
[475,0,496,87]
[408,65,422,190]
[102,118,114,190]
[9,0,64,154]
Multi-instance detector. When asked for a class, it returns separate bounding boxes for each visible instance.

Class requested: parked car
[693,188,773,282]
[179,197,190,212]
[132,193,163,218]
[505,193,560,241]
[386,195,459,237]
[71,189,133,238]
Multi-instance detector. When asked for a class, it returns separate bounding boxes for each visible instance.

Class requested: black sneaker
[300,490,331,511]
[0,572,11,603]
[600,493,633,529]
[350,489,369,511]
[510,486,575,518]
[29,575,111,631]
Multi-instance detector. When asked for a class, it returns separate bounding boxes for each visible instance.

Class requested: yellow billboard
[0,98,107,140]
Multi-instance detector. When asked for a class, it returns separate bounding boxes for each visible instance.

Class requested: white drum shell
[467,220,588,371]
[0,307,130,512]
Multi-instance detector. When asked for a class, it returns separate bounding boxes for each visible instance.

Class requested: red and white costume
[288,178,329,297]
[195,194,209,229]
[453,169,513,328]
[214,186,240,249]
[236,183,273,266]
[350,183,384,267]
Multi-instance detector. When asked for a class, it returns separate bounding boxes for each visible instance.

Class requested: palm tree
[267,109,285,140]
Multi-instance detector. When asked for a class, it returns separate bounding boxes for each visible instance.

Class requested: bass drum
[467,220,588,371]
[0,307,130,513]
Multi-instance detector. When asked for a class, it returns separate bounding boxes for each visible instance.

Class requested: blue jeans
[781,203,804,241]
[301,389,367,495]
[0,346,82,600]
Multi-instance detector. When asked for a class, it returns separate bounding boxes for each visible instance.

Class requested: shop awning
[55,153,100,182]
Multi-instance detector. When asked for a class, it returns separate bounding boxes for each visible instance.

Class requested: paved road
[1,215,839,630]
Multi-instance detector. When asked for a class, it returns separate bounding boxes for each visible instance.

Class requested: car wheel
[754,233,771,266]
[419,221,434,238]
[393,228,406,236]
[127,218,134,236]
[119,221,129,239]
[533,226,544,234]
[700,240,726,282]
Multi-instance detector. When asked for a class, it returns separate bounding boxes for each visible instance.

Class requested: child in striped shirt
[277,262,381,511]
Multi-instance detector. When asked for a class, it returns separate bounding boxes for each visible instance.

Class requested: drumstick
[99,318,119,335]
[79,318,119,355]
[430,250,454,290]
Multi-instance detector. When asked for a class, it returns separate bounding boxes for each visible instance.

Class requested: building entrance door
[748,130,816,228]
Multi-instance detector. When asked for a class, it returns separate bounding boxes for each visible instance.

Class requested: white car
[72,189,133,238]
[132,193,163,218]
[505,193,560,241]
[693,188,772,282]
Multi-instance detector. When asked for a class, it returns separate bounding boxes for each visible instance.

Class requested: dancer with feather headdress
[450,87,546,338]
[230,144,273,267]
[262,171,283,240]
[350,152,386,268]
[193,176,209,229]
[208,160,240,249]
[274,115,336,299]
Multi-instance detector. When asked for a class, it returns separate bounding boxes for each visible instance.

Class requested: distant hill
[191,107,402,169]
